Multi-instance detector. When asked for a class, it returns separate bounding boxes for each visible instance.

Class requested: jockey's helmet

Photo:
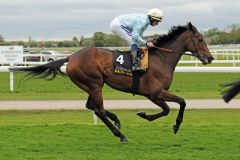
[147,8,163,21]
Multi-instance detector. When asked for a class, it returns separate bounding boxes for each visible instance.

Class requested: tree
[0,34,4,42]
[226,24,240,33]
[79,36,84,47]
[204,28,220,37]
[57,41,64,47]
[72,36,79,47]
[93,32,105,47]
[17,41,26,47]
[72,36,78,42]
[44,41,55,48]
[81,38,93,47]
[103,34,128,47]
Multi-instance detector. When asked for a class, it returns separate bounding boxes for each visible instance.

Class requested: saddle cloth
[113,48,148,76]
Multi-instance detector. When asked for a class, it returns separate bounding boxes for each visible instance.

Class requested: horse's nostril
[207,57,213,63]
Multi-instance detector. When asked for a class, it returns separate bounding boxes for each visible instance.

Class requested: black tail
[222,80,240,103]
[9,57,69,81]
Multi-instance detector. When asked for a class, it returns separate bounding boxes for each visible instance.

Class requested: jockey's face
[152,20,159,26]
[150,17,160,26]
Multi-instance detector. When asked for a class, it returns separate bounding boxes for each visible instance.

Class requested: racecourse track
[0,99,240,110]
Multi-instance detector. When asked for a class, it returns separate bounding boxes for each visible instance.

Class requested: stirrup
[132,64,146,72]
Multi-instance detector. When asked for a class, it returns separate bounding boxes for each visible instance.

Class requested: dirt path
[0,99,239,110]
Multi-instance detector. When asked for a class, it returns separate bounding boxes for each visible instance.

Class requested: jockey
[110,8,163,72]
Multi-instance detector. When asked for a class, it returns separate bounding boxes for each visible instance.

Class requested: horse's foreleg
[86,96,121,129]
[137,100,170,121]
[89,89,127,143]
[160,90,186,134]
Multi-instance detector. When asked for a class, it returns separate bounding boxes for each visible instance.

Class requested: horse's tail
[222,80,240,103]
[9,57,69,81]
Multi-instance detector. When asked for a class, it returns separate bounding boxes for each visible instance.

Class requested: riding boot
[131,44,146,72]
[131,51,139,71]
[131,44,141,72]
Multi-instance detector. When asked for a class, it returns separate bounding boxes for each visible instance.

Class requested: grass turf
[0,109,239,160]
[0,72,239,100]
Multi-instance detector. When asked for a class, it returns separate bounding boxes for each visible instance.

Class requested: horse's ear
[188,22,193,30]
[188,22,197,33]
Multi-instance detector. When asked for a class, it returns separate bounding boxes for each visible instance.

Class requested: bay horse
[10,22,213,143]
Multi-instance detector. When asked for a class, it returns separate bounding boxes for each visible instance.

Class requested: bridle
[185,31,204,58]
[152,29,205,70]
[154,29,203,56]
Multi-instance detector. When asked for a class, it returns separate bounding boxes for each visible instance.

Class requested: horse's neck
[160,36,187,69]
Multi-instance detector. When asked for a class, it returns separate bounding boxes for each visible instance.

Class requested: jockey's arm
[132,24,147,46]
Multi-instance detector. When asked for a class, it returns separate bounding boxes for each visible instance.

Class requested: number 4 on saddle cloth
[113,48,149,95]
[113,48,149,76]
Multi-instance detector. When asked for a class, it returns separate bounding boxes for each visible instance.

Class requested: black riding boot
[131,44,145,72]
[131,51,140,72]
[130,44,138,71]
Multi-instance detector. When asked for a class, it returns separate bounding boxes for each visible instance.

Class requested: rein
[152,47,176,70]
[153,47,194,56]
[151,31,201,70]
[153,47,174,53]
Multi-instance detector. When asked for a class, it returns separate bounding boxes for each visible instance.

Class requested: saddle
[113,48,149,95]
[113,48,149,76]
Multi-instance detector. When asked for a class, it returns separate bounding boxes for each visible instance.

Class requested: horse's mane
[154,22,194,47]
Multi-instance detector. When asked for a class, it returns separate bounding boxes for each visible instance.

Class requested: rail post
[10,62,14,92]
[93,111,97,124]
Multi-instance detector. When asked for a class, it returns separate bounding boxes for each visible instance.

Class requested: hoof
[173,125,179,134]
[120,137,128,144]
[115,122,121,130]
[137,112,146,118]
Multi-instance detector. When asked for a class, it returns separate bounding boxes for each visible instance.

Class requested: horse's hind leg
[89,88,128,143]
[86,96,121,129]
[137,100,170,121]
[105,110,121,129]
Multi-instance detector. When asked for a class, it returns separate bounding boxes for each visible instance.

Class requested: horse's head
[185,22,214,65]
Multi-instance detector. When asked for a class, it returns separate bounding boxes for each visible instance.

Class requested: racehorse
[222,80,240,103]
[10,22,213,143]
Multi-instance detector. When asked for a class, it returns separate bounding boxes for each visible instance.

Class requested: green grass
[0,72,239,100]
[0,109,239,160]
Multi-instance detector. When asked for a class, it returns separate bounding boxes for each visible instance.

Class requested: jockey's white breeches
[110,18,134,45]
